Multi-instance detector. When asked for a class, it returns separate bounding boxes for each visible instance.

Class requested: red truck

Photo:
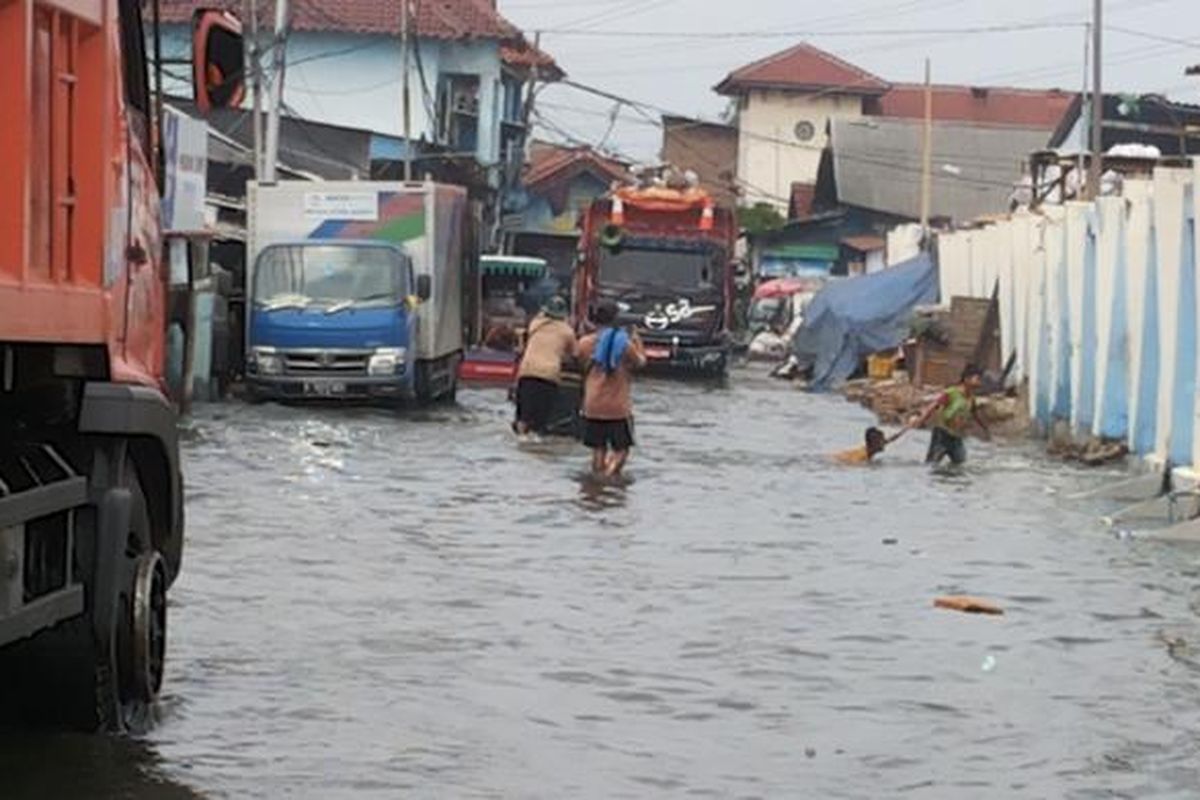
[0,0,241,729]
[575,186,736,375]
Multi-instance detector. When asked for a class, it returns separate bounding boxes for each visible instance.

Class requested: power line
[530,21,1086,39]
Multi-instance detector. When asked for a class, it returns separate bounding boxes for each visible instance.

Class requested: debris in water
[805,747,817,759]
[882,538,899,545]
[981,655,997,672]
[934,596,1004,615]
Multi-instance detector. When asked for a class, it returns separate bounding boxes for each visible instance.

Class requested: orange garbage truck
[576,186,736,375]
[0,1,241,729]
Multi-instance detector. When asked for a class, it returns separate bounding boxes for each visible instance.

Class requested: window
[436,73,480,153]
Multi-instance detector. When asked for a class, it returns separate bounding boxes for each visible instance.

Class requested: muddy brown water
[5,370,1200,798]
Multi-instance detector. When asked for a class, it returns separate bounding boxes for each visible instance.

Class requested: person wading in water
[513,296,576,436]
[912,363,990,466]
[577,300,647,477]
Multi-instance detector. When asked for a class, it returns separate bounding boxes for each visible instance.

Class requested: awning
[480,255,547,278]
[840,235,886,253]
[763,244,840,261]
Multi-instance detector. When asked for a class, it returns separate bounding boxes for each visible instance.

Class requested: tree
[738,202,786,236]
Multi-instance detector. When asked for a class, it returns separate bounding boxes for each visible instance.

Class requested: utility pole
[1077,23,1090,198]
[919,58,933,239]
[400,0,412,181]
[262,0,290,183]
[521,31,542,162]
[1087,0,1103,200]
[246,0,263,178]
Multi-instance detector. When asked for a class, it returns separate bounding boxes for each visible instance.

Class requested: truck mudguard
[78,383,183,580]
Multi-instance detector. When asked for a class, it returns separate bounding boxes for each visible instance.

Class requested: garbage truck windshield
[254,245,408,309]
[599,246,721,291]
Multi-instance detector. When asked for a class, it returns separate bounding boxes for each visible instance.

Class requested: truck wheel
[0,450,163,732]
[67,454,161,732]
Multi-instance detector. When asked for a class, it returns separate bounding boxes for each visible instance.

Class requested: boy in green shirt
[914,364,990,465]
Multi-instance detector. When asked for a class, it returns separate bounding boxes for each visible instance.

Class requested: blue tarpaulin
[790,252,937,391]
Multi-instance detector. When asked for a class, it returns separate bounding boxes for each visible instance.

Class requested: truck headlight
[253,346,283,376]
[368,347,405,376]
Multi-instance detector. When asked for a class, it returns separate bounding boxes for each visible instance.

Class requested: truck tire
[0,451,164,732]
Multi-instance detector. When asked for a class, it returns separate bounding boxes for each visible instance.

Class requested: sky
[499,0,1200,163]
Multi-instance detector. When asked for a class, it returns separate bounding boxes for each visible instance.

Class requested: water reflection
[0,731,203,800]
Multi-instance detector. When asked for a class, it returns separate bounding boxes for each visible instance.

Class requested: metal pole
[1088,0,1103,200]
[1078,22,1090,199]
[152,0,164,186]
[247,0,263,178]
[262,0,290,183]
[401,0,412,181]
[920,57,932,237]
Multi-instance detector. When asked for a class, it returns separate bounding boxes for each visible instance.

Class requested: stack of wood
[910,296,1002,388]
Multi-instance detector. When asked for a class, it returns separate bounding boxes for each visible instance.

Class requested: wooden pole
[920,58,932,237]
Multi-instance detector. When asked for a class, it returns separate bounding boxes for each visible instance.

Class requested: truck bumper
[642,342,730,373]
[247,372,414,401]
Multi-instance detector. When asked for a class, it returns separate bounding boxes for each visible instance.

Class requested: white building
[715,43,890,213]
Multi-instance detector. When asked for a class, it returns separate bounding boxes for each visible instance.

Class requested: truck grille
[282,349,370,376]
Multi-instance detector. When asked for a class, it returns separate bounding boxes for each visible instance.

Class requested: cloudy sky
[499,0,1199,162]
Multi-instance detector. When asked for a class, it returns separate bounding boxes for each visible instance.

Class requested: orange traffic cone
[699,201,714,231]
[611,196,625,226]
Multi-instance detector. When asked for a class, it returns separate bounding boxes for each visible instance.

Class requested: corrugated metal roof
[716,43,889,96]
[829,118,1052,221]
[872,84,1076,128]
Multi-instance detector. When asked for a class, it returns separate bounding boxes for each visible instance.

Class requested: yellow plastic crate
[868,353,898,380]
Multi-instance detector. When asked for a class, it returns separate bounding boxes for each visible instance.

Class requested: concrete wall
[736,90,864,211]
[931,165,1200,468]
[662,120,739,208]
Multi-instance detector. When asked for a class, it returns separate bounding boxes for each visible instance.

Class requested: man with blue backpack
[577,300,647,477]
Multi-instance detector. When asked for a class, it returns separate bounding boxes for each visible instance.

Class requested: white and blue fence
[927,165,1199,468]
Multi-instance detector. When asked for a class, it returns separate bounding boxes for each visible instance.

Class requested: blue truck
[244,181,466,403]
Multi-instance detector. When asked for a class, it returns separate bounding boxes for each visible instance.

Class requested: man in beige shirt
[577,300,647,477]
[514,296,577,434]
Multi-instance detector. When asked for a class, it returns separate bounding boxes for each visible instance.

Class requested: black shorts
[516,377,558,432]
[582,418,635,450]
[926,427,967,465]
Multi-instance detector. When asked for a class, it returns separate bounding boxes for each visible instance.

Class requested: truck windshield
[598,247,721,290]
[254,246,407,308]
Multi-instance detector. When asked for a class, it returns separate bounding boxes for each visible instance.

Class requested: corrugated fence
[928,165,1200,467]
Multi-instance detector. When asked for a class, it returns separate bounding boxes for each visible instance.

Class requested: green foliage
[738,202,786,235]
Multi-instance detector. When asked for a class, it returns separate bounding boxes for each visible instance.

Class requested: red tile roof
[501,41,564,82]
[525,143,628,189]
[160,0,519,40]
[716,43,890,97]
[871,84,1075,128]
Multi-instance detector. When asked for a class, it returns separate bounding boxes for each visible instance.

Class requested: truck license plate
[645,347,671,360]
[304,381,346,396]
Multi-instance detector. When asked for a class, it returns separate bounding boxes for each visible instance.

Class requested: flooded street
[9,371,1200,798]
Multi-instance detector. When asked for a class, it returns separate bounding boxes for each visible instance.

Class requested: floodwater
[7,370,1200,799]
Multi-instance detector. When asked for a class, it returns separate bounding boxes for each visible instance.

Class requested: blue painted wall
[161,27,505,166]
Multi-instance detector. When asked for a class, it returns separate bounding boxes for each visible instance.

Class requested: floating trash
[934,596,1004,615]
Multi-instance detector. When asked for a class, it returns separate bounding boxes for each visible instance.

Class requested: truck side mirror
[192,9,246,113]
[416,274,432,301]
